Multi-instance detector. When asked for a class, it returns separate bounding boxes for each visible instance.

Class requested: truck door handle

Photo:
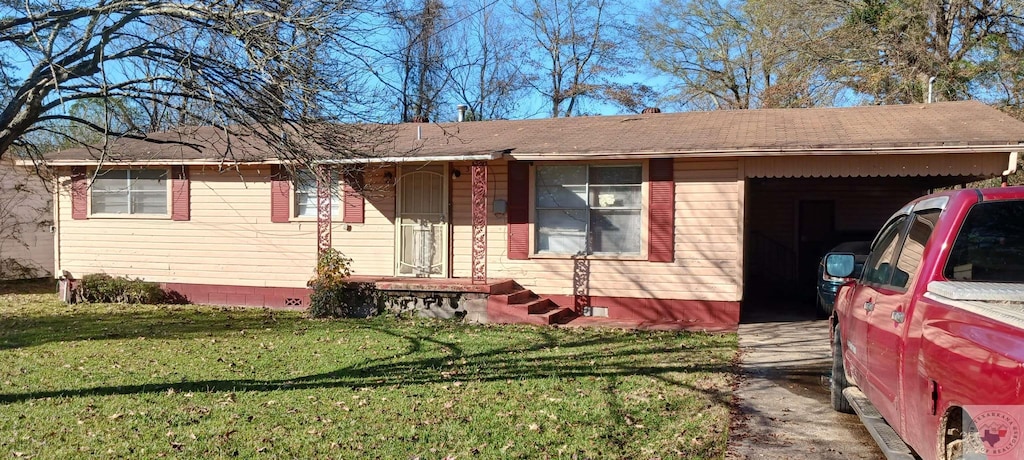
[892,311,906,323]
[864,301,875,312]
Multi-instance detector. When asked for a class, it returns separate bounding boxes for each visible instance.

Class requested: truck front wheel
[945,408,988,460]
[831,326,854,413]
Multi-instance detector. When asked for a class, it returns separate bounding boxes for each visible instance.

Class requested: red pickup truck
[828,186,1024,460]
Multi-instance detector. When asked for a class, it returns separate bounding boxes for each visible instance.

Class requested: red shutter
[342,169,364,224]
[71,166,88,220]
[648,158,675,262]
[270,165,291,223]
[507,161,530,260]
[171,166,190,221]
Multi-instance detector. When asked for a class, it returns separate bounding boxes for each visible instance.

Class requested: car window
[862,215,909,285]
[891,210,941,289]
[944,200,1024,282]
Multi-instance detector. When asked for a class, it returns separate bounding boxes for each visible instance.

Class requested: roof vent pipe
[927,76,937,103]
[457,104,468,122]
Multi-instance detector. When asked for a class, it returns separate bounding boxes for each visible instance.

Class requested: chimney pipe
[457,104,468,122]
[927,76,936,103]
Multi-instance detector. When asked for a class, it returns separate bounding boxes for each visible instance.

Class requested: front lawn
[0,282,737,459]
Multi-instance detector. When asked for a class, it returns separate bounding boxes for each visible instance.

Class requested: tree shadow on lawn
[0,321,738,410]
[0,305,299,350]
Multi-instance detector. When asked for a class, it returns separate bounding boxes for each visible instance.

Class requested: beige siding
[745,152,1010,178]
[452,159,743,302]
[58,159,743,302]
[0,159,53,279]
[46,150,1018,302]
[58,165,399,287]
[58,165,313,287]
[331,166,396,276]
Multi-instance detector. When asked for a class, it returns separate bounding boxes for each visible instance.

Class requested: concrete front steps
[487,285,578,325]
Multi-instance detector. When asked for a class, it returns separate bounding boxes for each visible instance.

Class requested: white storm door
[395,165,448,277]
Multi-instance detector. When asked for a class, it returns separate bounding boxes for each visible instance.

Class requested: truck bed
[925,281,1024,327]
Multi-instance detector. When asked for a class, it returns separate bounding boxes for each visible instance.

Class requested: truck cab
[828,187,1024,460]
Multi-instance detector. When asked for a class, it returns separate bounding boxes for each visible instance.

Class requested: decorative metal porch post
[316,164,332,258]
[471,160,488,284]
[572,234,592,315]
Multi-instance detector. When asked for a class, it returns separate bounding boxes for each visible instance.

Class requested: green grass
[0,281,737,459]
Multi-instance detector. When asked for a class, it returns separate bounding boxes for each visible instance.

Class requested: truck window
[891,210,941,289]
[862,215,909,285]
[944,200,1024,282]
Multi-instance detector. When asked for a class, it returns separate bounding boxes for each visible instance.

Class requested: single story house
[1,157,53,280]
[37,101,1024,329]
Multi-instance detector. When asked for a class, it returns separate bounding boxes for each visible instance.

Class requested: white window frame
[88,167,171,218]
[533,163,644,256]
[292,169,341,220]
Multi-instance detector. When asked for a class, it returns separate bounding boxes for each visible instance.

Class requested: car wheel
[831,326,854,413]
[818,297,833,319]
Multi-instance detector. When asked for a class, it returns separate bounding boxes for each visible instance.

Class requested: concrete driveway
[727,320,884,459]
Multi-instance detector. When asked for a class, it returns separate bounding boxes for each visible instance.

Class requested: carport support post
[471,160,488,284]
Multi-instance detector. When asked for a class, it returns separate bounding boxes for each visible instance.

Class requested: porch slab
[346,276,516,295]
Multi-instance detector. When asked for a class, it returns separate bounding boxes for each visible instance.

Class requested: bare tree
[444,0,531,120]
[0,0,387,164]
[640,0,838,110]
[380,0,452,122]
[513,0,629,117]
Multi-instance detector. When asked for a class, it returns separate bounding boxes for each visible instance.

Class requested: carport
[740,151,1017,321]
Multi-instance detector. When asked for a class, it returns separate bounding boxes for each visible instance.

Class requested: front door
[395,165,448,277]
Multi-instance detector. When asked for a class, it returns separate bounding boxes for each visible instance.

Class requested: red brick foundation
[157,282,740,329]
[161,282,310,310]
[544,295,740,330]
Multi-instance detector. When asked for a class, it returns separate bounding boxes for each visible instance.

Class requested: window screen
[91,169,167,215]
[535,164,642,255]
[294,170,341,218]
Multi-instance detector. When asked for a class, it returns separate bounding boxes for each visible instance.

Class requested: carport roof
[40,100,1024,165]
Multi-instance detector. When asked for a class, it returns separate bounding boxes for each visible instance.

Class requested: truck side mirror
[826,253,856,278]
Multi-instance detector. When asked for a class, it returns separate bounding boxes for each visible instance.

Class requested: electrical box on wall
[492,199,507,214]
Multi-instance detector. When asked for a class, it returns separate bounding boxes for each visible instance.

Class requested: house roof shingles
[42,100,1024,164]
